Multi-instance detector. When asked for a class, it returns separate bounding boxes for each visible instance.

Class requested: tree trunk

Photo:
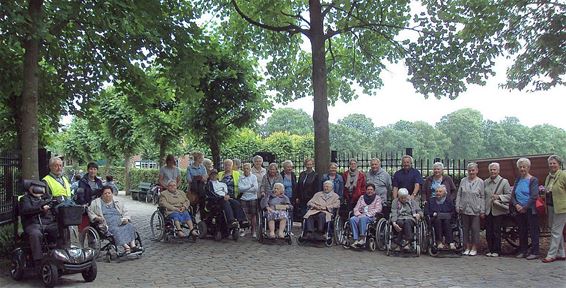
[210,140,221,171]
[20,0,44,180]
[158,138,166,167]
[124,154,132,195]
[309,0,330,174]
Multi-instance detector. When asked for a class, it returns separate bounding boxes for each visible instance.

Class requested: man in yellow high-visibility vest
[42,157,71,199]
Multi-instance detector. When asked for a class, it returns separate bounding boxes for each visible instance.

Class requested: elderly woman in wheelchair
[159,180,198,238]
[425,185,457,251]
[260,183,292,239]
[300,180,340,243]
[87,185,142,255]
[389,188,423,252]
[347,183,382,248]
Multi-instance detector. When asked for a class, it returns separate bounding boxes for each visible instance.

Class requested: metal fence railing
[0,151,21,226]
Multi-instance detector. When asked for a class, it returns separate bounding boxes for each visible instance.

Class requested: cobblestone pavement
[1,195,564,287]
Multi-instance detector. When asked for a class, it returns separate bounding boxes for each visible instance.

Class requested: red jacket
[343,170,366,205]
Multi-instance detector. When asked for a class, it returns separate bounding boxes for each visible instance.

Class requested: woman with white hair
[456,162,484,256]
[390,188,422,250]
[422,162,457,201]
[543,155,566,263]
[302,180,341,240]
[510,157,540,260]
[261,183,292,238]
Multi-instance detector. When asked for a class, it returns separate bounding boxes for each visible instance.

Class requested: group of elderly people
[65,152,565,263]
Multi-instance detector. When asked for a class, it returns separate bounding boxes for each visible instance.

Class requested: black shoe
[240,220,250,228]
[231,220,239,228]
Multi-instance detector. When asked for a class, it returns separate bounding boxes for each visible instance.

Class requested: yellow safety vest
[43,174,71,198]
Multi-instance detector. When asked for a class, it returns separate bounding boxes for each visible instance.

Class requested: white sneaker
[352,240,360,246]
[491,252,499,257]
[358,239,366,246]
[437,243,445,249]
[486,252,493,257]
[463,249,470,256]
[240,229,246,237]
[252,232,257,239]
[469,250,477,256]
[449,243,457,250]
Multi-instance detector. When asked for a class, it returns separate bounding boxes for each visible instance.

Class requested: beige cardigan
[87,197,130,222]
[159,189,190,216]
[303,191,340,222]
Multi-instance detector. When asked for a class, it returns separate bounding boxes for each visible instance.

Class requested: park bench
[130,182,153,201]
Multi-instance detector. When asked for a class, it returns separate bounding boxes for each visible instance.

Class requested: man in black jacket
[20,181,58,263]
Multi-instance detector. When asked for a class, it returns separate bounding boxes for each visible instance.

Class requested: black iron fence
[0,152,21,225]
[228,150,468,179]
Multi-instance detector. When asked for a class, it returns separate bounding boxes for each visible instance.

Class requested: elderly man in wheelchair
[390,188,423,252]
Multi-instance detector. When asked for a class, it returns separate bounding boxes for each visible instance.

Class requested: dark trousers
[395,219,414,244]
[219,198,246,223]
[305,212,327,232]
[516,209,540,255]
[486,214,503,254]
[432,218,453,244]
[25,222,58,261]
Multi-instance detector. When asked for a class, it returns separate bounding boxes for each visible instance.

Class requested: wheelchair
[79,221,144,262]
[11,180,97,287]
[384,216,426,257]
[341,211,387,251]
[150,207,200,242]
[297,208,340,247]
[257,204,293,245]
[426,213,464,257]
[198,199,246,241]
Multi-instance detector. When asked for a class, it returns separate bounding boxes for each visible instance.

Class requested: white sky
[277,56,566,130]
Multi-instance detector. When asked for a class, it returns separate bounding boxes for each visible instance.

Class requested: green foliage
[262,108,313,136]
[185,44,268,166]
[436,109,484,159]
[0,224,15,257]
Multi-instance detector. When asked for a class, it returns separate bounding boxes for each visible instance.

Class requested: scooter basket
[57,206,84,226]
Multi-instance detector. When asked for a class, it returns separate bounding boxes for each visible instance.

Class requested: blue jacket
[425,196,455,217]
[76,175,103,205]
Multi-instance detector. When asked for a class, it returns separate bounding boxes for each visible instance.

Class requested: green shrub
[0,224,15,257]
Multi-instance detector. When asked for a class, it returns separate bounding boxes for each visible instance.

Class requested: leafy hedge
[64,166,189,193]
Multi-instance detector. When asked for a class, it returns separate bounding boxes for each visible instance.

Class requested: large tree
[185,46,268,168]
[1,0,202,179]
[263,108,313,136]
[202,0,530,173]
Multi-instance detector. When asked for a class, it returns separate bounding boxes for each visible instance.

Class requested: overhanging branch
[231,0,309,36]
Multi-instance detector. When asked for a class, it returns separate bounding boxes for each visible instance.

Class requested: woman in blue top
[321,162,344,199]
[510,157,540,260]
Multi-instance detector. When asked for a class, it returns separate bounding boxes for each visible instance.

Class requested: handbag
[491,179,509,213]
[535,196,546,216]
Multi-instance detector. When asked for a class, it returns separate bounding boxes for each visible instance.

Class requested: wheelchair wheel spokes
[79,227,101,256]
[150,210,165,241]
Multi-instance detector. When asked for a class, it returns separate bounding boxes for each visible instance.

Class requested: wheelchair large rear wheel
[376,218,387,251]
[134,231,143,251]
[333,215,344,246]
[79,226,101,256]
[150,210,165,241]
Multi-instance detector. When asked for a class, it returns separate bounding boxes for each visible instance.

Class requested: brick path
[1,195,564,287]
